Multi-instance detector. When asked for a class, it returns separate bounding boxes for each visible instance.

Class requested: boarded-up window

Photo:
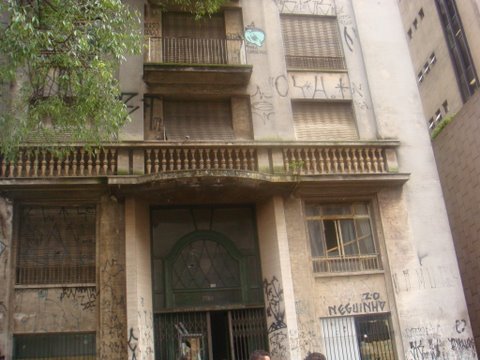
[292,101,357,140]
[164,100,234,140]
[281,15,345,70]
[16,205,96,285]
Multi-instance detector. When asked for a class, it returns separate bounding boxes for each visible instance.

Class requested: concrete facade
[399,0,480,353]
[432,91,480,352]
[0,0,477,359]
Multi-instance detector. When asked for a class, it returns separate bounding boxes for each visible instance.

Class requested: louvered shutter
[164,100,235,140]
[281,15,345,70]
[292,102,358,140]
[163,12,225,39]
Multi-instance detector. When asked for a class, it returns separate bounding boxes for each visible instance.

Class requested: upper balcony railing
[0,142,400,180]
[145,36,247,65]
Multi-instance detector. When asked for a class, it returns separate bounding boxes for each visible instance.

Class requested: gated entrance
[151,206,267,360]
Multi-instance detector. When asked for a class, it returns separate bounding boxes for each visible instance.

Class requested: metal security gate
[13,333,96,359]
[154,308,267,360]
[321,315,396,360]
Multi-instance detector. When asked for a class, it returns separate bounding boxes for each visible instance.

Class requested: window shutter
[292,102,358,140]
[281,15,345,70]
[163,13,225,39]
[164,100,234,140]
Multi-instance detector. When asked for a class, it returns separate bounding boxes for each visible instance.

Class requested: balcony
[0,141,404,181]
[144,36,252,85]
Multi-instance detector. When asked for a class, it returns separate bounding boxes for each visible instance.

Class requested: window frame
[305,202,382,274]
[15,204,97,286]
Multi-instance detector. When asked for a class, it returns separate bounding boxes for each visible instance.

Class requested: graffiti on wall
[264,276,288,359]
[404,321,477,360]
[264,276,287,333]
[336,5,356,53]
[273,0,335,16]
[129,297,154,360]
[392,266,459,294]
[251,84,275,125]
[99,258,126,358]
[291,300,321,356]
[327,292,387,316]
[289,73,352,100]
[245,23,266,48]
[13,287,96,332]
[60,287,97,311]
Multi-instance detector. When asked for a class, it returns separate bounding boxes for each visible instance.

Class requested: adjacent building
[398,0,480,352]
[0,0,477,359]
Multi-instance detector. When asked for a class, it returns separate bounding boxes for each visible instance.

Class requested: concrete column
[0,197,13,360]
[257,197,300,360]
[98,195,127,359]
[125,198,154,360]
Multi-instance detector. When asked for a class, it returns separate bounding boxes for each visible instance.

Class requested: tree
[0,0,227,159]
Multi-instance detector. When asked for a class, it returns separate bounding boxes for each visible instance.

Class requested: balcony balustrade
[143,37,251,85]
[145,37,246,65]
[0,142,400,180]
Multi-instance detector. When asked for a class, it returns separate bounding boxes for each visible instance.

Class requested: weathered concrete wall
[349,0,476,358]
[119,0,145,141]
[98,195,128,359]
[256,197,299,360]
[125,198,154,360]
[243,0,295,140]
[13,287,96,333]
[0,197,12,359]
[433,91,480,351]
[398,0,463,120]
[283,196,395,357]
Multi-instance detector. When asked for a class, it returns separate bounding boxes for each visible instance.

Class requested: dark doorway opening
[211,311,230,360]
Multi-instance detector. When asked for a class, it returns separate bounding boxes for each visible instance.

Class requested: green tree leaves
[0,0,141,158]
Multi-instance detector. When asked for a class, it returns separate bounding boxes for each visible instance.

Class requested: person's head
[249,349,270,360]
[305,352,326,360]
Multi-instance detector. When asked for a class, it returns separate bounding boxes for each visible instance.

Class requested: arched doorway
[151,206,268,360]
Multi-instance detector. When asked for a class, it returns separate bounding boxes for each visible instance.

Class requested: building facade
[0,0,477,359]
[398,0,480,352]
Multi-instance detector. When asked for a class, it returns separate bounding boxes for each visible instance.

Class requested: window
[435,109,442,122]
[413,18,418,29]
[16,205,96,285]
[442,100,449,113]
[321,315,396,360]
[418,8,425,19]
[13,333,96,359]
[429,52,437,65]
[435,0,479,101]
[306,203,380,273]
[423,62,430,74]
[281,15,345,70]
[292,101,357,141]
[417,71,424,83]
[163,99,234,140]
[407,28,412,39]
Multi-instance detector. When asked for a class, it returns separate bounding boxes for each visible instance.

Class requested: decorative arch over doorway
[165,230,248,308]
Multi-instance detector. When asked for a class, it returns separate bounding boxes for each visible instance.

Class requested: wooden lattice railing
[0,142,399,178]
